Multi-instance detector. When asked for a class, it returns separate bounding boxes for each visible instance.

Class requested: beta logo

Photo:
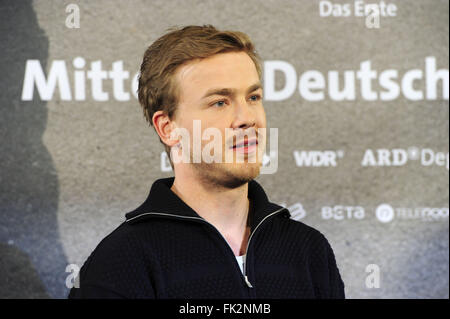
[361,148,449,170]
[293,150,344,167]
[321,205,365,220]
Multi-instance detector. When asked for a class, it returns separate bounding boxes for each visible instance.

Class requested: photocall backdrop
[0,0,448,299]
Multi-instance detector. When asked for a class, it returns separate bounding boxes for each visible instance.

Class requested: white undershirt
[235,254,246,274]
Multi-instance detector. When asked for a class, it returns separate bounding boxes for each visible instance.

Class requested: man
[68,25,345,299]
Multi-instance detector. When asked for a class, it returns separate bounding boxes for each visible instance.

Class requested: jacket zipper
[126,207,287,290]
[241,207,286,288]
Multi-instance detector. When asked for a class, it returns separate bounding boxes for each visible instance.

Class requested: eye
[211,100,227,108]
[249,94,262,102]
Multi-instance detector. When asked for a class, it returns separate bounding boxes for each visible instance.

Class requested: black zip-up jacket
[68,177,345,299]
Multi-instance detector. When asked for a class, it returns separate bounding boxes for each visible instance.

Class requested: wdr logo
[293,150,344,167]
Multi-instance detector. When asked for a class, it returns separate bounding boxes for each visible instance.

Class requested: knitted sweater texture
[68,177,345,299]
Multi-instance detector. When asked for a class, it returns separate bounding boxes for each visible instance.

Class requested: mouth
[230,138,258,153]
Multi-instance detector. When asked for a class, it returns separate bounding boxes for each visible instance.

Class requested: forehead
[175,52,260,102]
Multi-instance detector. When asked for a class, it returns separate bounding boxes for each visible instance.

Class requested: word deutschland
[22,56,447,102]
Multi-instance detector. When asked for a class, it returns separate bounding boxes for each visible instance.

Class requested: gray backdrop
[0,0,448,299]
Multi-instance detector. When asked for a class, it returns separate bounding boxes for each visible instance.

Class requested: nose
[231,98,256,130]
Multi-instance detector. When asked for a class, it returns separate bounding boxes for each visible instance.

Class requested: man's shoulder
[85,220,154,263]
[70,221,157,298]
[73,221,154,293]
[276,213,333,250]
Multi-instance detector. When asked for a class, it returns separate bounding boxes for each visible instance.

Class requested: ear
[152,110,179,147]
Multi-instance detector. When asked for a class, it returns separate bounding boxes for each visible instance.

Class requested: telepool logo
[375,203,395,223]
[293,150,344,167]
[361,148,449,170]
[21,57,448,102]
[375,203,449,223]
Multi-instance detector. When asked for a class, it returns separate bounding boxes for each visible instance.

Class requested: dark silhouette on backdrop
[0,0,68,298]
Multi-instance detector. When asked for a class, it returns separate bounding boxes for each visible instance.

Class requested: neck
[170,169,251,256]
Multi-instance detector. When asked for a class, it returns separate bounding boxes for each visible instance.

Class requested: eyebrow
[201,82,262,100]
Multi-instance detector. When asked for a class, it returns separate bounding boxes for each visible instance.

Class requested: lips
[231,138,258,149]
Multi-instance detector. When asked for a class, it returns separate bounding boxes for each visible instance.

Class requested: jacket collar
[125,177,289,231]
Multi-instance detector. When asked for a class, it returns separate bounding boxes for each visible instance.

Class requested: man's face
[171,51,267,188]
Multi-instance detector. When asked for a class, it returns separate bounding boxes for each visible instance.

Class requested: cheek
[256,107,267,127]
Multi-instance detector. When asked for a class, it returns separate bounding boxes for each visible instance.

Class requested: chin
[221,162,261,188]
[195,161,261,189]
